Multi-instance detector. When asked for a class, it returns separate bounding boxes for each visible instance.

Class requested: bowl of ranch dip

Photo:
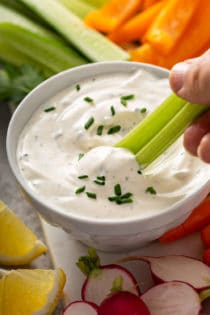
[7,62,210,252]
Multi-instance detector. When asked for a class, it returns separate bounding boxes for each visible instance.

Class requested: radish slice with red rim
[119,255,210,291]
[62,301,98,315]
[142,281,202,315]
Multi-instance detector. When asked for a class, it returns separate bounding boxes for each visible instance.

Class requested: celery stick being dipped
[19,0,130,62]
[116,94,209,169]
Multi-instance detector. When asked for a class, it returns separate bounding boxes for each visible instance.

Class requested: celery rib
[116,94,186,154]
[58,0,95,19]
[19,0,130,62]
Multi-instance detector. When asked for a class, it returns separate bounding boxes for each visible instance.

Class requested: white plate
[41,219,210,314]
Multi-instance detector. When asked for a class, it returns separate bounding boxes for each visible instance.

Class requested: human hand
[169,50,210,163]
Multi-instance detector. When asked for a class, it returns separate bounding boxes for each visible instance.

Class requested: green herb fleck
[84,96,94,103]
[111,106,115,116]
[97,176,105,181]
[137,170,142,175]
[76,84,80,91]
[78,175,89,179]
[86,192,97,199]
[118,198,133,204]
[140,107,147,113]
[75,186,86,194]
[120,94,135,106]
[84,117,94,130]
[146,186,157,195]
[107,125,121,135]
[114,184,122,196]
[97,125,104,136]
[121,192,133,199]
[44,106,56,112]
[78,153,85,160]
[94,180,105,186]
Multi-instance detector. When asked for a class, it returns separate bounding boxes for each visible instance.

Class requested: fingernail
[170,62,190,93]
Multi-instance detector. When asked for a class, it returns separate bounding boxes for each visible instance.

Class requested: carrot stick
[144,0,200,55]
[160,197,210,243]
[203,248,210,266]
[201,224,210,248]
[108,1,164,45]
[85,0,143,34]
[143,0,162,9]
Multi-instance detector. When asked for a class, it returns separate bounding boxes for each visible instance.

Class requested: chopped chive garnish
[44,106,56,112]
[121,192,133,199]
[107,125,121,135]
[94,180,105,186]
[78,153,85,160]
[137,170,142,175]
[84,96,94,103]
[114,184,122,196]
[119,198,133,204]
[97,125,104,136]
[111,106,116,116]
[86,192,97,199]
[97,176,105,181]
[140,107,147,113]
[76,84,80,91]
[121,94,135,101]
[84,117,94,130]
[108,196,119,202]
[75,186,86,194]
[78,175,89,179]
[146,186,157,195]
[120,99,127,107]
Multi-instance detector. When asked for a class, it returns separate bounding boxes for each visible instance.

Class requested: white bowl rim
[6,61,210,227]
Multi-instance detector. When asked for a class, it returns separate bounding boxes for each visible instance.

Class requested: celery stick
[116,94,186,154]
[20,0,130,62]
[135,102,208,169]
[58,0,94,19]
[0,23,87,73]
[81,0,107,7]
[0,38,53,77]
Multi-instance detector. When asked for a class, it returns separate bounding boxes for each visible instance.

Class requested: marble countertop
[0,104,62,314]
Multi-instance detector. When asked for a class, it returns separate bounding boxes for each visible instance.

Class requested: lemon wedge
[0,201,47,265]
[0,268,66,315]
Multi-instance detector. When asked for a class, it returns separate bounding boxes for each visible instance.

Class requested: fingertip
[169,62,190,94]
[183,125,201,156]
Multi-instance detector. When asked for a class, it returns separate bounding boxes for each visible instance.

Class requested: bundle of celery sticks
[0,0,129,106]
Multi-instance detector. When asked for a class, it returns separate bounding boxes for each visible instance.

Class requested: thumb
[169,50,210,104]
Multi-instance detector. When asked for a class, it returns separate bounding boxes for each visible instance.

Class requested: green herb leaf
[107,125,121,135]
[120,94,135,106]
[86,192,97,199]
[94,180,105,186]
[78,153,85,160]
[78,175,88,179]
[76,83,80,91]
[145,186,157,195]
[75,185,86,194]
[140,107,147,113]
[114,184,122,196]
[97,176,105,181]
[97,125,104,136]
[44,106,56,112]
[84,116,94,130]
[76,248,101,276]
[84,96,94,103]
[110,105,115,116]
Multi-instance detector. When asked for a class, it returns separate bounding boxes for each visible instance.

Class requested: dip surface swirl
[17,70,209,220]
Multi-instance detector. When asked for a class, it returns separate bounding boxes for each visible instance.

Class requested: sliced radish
[98,291,150,315]
[62,301,98,315]
[82,264,140,305]
[141,281,202,315]
[77,248,140,305]
[120,255,210,291]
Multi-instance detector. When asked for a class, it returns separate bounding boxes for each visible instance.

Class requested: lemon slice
[0,201,47,265]
[0,268,66,315]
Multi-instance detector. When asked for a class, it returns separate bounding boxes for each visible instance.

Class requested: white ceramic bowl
[6,62,210,252]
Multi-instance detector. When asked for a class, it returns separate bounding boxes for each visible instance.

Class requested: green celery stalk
[0,38,53,77]
[81,0,107,7]
[19,0,130,62]
[135,102,208,168]
[0,23,87,73]
[116,94,186,154]
[58,0,95,19]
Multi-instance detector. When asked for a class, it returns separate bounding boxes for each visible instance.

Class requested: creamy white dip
[17,70,209,220]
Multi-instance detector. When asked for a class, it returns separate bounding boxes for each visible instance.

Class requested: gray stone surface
[0,104,62,314]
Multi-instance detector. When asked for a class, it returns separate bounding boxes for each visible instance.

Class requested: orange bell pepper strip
[159,197,210,243]
[85,0,143,34]
[144,0,200,55]
[131,0,210,69]
[143,0,163,9]
[108,1,164,45]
